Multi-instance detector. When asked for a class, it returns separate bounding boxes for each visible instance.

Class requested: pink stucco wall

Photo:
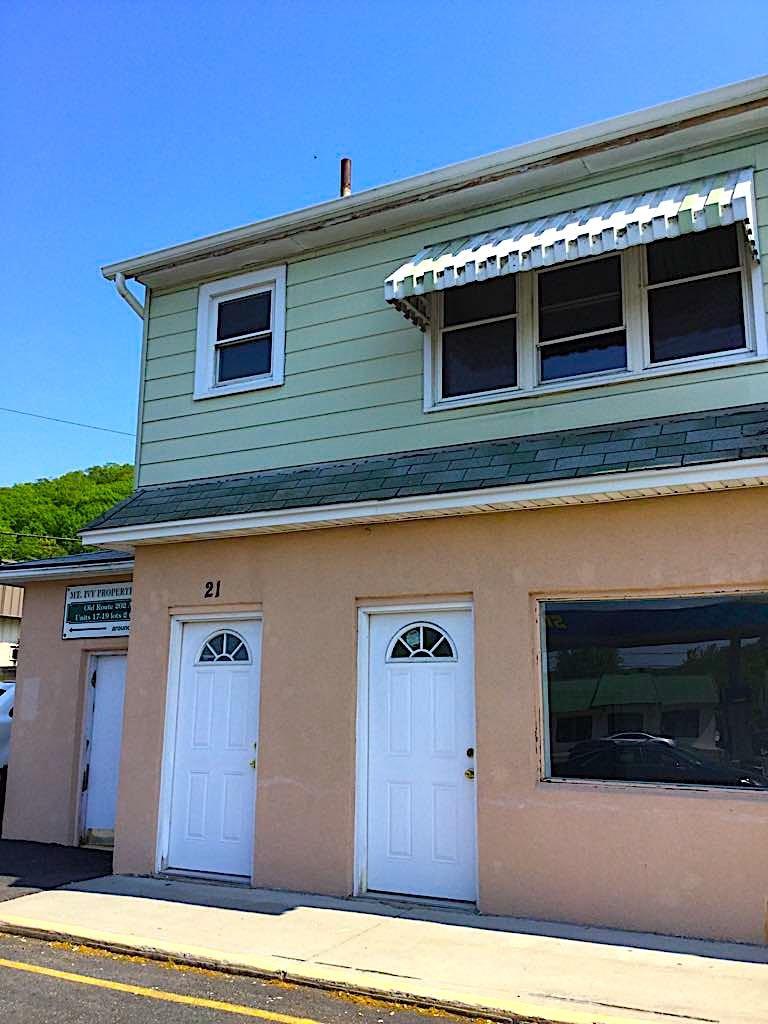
[3,578,129,845]
[108,489,768,944]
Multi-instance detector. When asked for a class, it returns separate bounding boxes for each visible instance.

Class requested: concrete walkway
[0,876,765,1024]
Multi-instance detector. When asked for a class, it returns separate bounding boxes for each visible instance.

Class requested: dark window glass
[556,716,593,743]
[607,712,644,734]
[443,278,515,327]
[538,256,622,342]
[661,708,700,739]
[540,330,626,382]
[543,596,768,788]
[442,320,516,398]
[647,225,740,285]
[217,337,272,383]
[648,273,745,363]
[217,292,271,341]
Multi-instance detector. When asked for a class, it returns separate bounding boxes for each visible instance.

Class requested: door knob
[248,759,257,769]
[464,768,475,780]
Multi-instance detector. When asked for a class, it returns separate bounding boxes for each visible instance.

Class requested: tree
[0,464,134,561]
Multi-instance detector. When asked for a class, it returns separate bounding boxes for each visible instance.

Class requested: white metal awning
[384,168,759,330]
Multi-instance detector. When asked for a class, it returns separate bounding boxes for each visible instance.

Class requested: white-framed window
[386,622,457,661]
[194,266,286,400]
[425,225,765,411]
[539,594,768,792]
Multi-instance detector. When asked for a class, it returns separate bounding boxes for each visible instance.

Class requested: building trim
[0,560,135,585]
[80,458,768,548]
[102,77,768,288]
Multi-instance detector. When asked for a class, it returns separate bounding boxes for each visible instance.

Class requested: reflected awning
[384,168,758,330]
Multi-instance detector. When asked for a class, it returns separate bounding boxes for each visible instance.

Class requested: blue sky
[1,0,766,487]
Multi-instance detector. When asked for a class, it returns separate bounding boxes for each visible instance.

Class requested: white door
[165,620,261,878]
[366,610,476,901]
[83,654,127,838]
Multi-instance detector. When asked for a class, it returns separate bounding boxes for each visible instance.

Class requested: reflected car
[564,737,765,787]
[607,731,674,745]
[0,684,14,769]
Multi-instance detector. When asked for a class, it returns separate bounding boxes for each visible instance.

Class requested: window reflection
[543,597,768,788]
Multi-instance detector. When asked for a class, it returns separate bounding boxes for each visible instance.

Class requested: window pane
[443,278,515,327]
[442,320,517,398]
[540,330,626,382]
[217,291,271,340]
[217,337,273,382]
[543,597,768,789]
[538,256,622,342]
[646,225,740,285]
[648,274,745,363]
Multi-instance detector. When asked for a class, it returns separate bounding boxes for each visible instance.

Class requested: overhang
[0,551,134,585]
[80,405,768,548]
[384,169,758,330]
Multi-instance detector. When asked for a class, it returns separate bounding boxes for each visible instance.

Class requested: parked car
[0,683,14,768]
[565,737,766,788]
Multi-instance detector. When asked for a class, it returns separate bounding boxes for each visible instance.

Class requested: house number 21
[203,580,221,599]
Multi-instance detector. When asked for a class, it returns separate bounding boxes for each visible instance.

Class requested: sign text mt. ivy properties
[63,582,132,639]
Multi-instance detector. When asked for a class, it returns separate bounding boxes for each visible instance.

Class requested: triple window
[433,224,755,406]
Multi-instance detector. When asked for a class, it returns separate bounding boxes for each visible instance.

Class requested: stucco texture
[3,578,129,845]
[116,491,768,944]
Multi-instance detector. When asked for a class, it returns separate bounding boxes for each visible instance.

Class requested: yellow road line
[0,955,328,1022]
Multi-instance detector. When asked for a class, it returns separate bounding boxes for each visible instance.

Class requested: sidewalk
[0,875,765,1024]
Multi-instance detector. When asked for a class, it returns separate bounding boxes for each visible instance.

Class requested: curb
[0,921,673,1024]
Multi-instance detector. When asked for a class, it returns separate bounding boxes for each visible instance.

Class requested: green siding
[137,133,768,487]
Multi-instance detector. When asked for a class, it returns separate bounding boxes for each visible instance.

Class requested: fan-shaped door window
[387,622,457,661]
[197,629,251,664]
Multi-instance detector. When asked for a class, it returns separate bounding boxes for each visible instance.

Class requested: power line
[0,405,135,437]
[0,530,79,542]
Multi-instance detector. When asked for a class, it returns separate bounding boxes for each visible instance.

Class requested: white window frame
[424,231,766,413]
[194,266,286,401]
[536,591,768,796]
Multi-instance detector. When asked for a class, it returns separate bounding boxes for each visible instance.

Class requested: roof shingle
[83,404,768,534]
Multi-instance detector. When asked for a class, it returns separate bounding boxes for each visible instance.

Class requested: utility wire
[0,530,80,542]
[0,405,134,437]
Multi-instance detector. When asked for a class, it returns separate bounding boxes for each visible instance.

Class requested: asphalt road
[0,932,499,1024]
[0,840,112,902]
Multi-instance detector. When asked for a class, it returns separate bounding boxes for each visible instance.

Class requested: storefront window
[542,596,768,789]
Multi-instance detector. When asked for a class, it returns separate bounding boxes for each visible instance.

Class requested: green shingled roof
[84,404,768,534]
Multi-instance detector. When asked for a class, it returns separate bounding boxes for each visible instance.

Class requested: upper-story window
[194,266,286,400]
[429,224,756,407]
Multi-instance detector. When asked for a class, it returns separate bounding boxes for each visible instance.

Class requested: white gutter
[115,272,146,318]
[101,75,768,286]
[80,458,768,548]
[0,559,134,585]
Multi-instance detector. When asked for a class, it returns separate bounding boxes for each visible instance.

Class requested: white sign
[63,583,132,640]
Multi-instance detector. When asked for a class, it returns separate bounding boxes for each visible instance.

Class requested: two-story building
[2,76,768,944]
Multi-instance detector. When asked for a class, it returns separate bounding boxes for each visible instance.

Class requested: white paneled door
[166,619,261,878]
[83,654,127,839]
[365,610,476,901]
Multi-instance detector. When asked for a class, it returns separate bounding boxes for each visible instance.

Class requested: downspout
[115,272,146,318]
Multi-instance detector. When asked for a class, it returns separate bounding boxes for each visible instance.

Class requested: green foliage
[553,645,623,680]
[0,463,134,561]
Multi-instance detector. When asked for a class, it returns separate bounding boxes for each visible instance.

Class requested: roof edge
[102,76,768,285]
[80,457,768,548]
[0,558,135,585]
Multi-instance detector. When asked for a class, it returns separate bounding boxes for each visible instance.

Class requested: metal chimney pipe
[340,157,352,197]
